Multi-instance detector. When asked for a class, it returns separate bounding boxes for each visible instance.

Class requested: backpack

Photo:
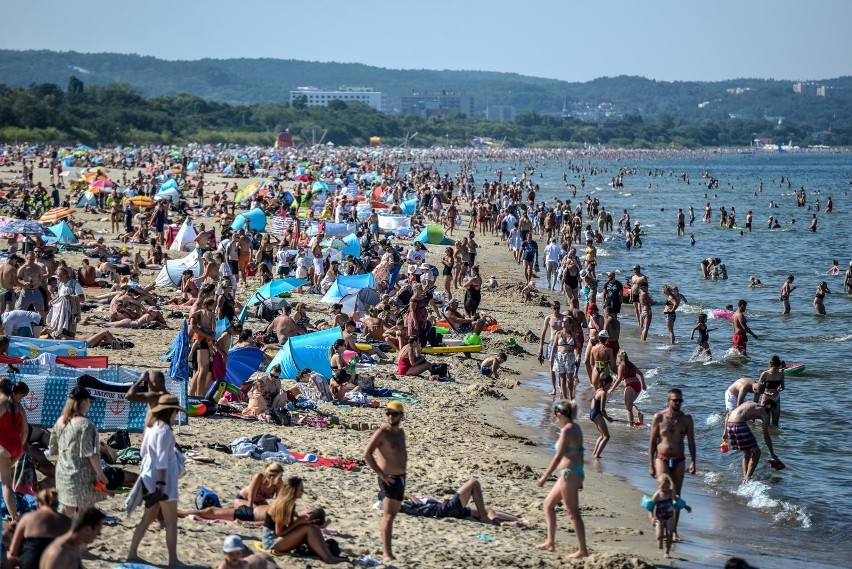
[195,487,221,509]
[432,363,449,377]
[268,406,292,426]
[107,429,132,450]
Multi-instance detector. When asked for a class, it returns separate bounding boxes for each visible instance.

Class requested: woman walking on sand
[536,400,588,559]
[127,394,185,567]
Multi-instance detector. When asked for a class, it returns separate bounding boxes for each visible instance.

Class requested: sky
[1,0,849,83]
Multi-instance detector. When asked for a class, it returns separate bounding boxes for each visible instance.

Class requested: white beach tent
[169,219,197,252]
[155,249,202,288]
[155,187,180,206]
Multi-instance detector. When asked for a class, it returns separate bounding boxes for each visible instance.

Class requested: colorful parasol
[39,207,76,224]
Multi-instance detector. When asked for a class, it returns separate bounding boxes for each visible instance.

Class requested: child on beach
[651,474,677,558]
[480,351,507,379]
[650,474,691,558]
[690,314,717,360]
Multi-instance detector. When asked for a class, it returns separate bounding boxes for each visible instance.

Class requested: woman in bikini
[757,355,785,426]
[536,400,588,559]
[610,350,647,426]
[661,285,681,345]
[813,281,830,315]
[261,477,345,563]
[638,283,652,341]
[590,374,614,458]
[235,462,284,510]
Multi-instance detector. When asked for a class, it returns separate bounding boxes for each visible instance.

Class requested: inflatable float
[435,321,502,333]
[783,362,806,375]
[711,309,734,320]
[422,345,482,355]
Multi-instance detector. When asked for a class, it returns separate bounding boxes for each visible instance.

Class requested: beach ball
[507,337,517,346]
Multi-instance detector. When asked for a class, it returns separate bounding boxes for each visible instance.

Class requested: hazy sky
[2,0,849,82]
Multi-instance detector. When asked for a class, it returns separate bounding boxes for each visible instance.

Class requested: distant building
[725,87,750,95]
[290,87,387,112]
[486,105,515,122]
[792,82,827,97]
[400,91,474,118]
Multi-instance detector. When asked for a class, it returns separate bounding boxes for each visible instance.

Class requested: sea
[443,151,852,568]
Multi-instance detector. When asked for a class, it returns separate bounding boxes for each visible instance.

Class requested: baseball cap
[386,401,404,413]
[223,534,244,553]
[598,330,609,338]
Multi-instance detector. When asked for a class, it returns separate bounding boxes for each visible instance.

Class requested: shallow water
[450,152,852,565]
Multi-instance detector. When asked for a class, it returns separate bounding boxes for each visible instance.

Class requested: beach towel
[289,451,363,471]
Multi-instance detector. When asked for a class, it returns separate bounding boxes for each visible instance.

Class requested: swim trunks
[655,454,686,470]
[725,389,738,412]
[103,466,125,491]
[234,505,255,521]
[435,493,471,519]
[480,366,493,376]
[378,474,407,502]
[732,332,748,351]
[725,421,758,450]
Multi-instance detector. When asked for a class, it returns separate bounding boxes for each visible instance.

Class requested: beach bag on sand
[107,429,131,450]
[432,363,449,377]
[195,487,221,509]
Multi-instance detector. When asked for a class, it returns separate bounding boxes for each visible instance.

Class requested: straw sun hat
[150,394,187,414]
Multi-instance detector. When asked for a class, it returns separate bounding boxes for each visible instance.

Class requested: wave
[734,480,811,528]
[704,413,724,426]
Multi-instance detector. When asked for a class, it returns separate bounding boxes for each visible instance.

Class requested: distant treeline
[1,78,850,148]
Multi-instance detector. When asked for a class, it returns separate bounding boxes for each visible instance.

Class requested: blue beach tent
[43,220,79,245]
[321,273,375,304]
[265,327,342,379]
[231,208,267,231]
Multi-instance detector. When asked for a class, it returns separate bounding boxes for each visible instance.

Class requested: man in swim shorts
[649,388,696,541]
[731,300,758,354]
[0,255,23,313]
[725,399,780,482]
[724,377,759,415]
[364,401,407,563]
[395,478,527,526]
[307,229,325,286]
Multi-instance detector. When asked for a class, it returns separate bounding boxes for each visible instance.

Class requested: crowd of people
[0,142,845,566]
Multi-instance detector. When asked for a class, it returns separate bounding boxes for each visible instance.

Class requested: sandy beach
[1,163,663,569]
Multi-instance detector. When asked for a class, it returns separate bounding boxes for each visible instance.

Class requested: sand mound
[481,459,538,480]
[464,383,507,400]
[575,553,656,569]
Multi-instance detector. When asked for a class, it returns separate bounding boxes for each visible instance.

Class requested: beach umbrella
[298,160,312,167]
[39,207,76,224]
[127,195,155,208]
[312,180,328,192]
[90,179,114,190]
[75,145,93,152]
[224,347,264,386]
[88,166,109,175]
[0,219,48,236]
[293,174,314,182]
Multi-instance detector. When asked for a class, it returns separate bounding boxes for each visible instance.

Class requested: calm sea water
[447,152,852,565]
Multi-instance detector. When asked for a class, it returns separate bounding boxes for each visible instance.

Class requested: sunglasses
[386,411,401,417]
[271,373,280,379]
[670,398,684,403]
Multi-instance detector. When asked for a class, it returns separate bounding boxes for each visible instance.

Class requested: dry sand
[2,163,663,568]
